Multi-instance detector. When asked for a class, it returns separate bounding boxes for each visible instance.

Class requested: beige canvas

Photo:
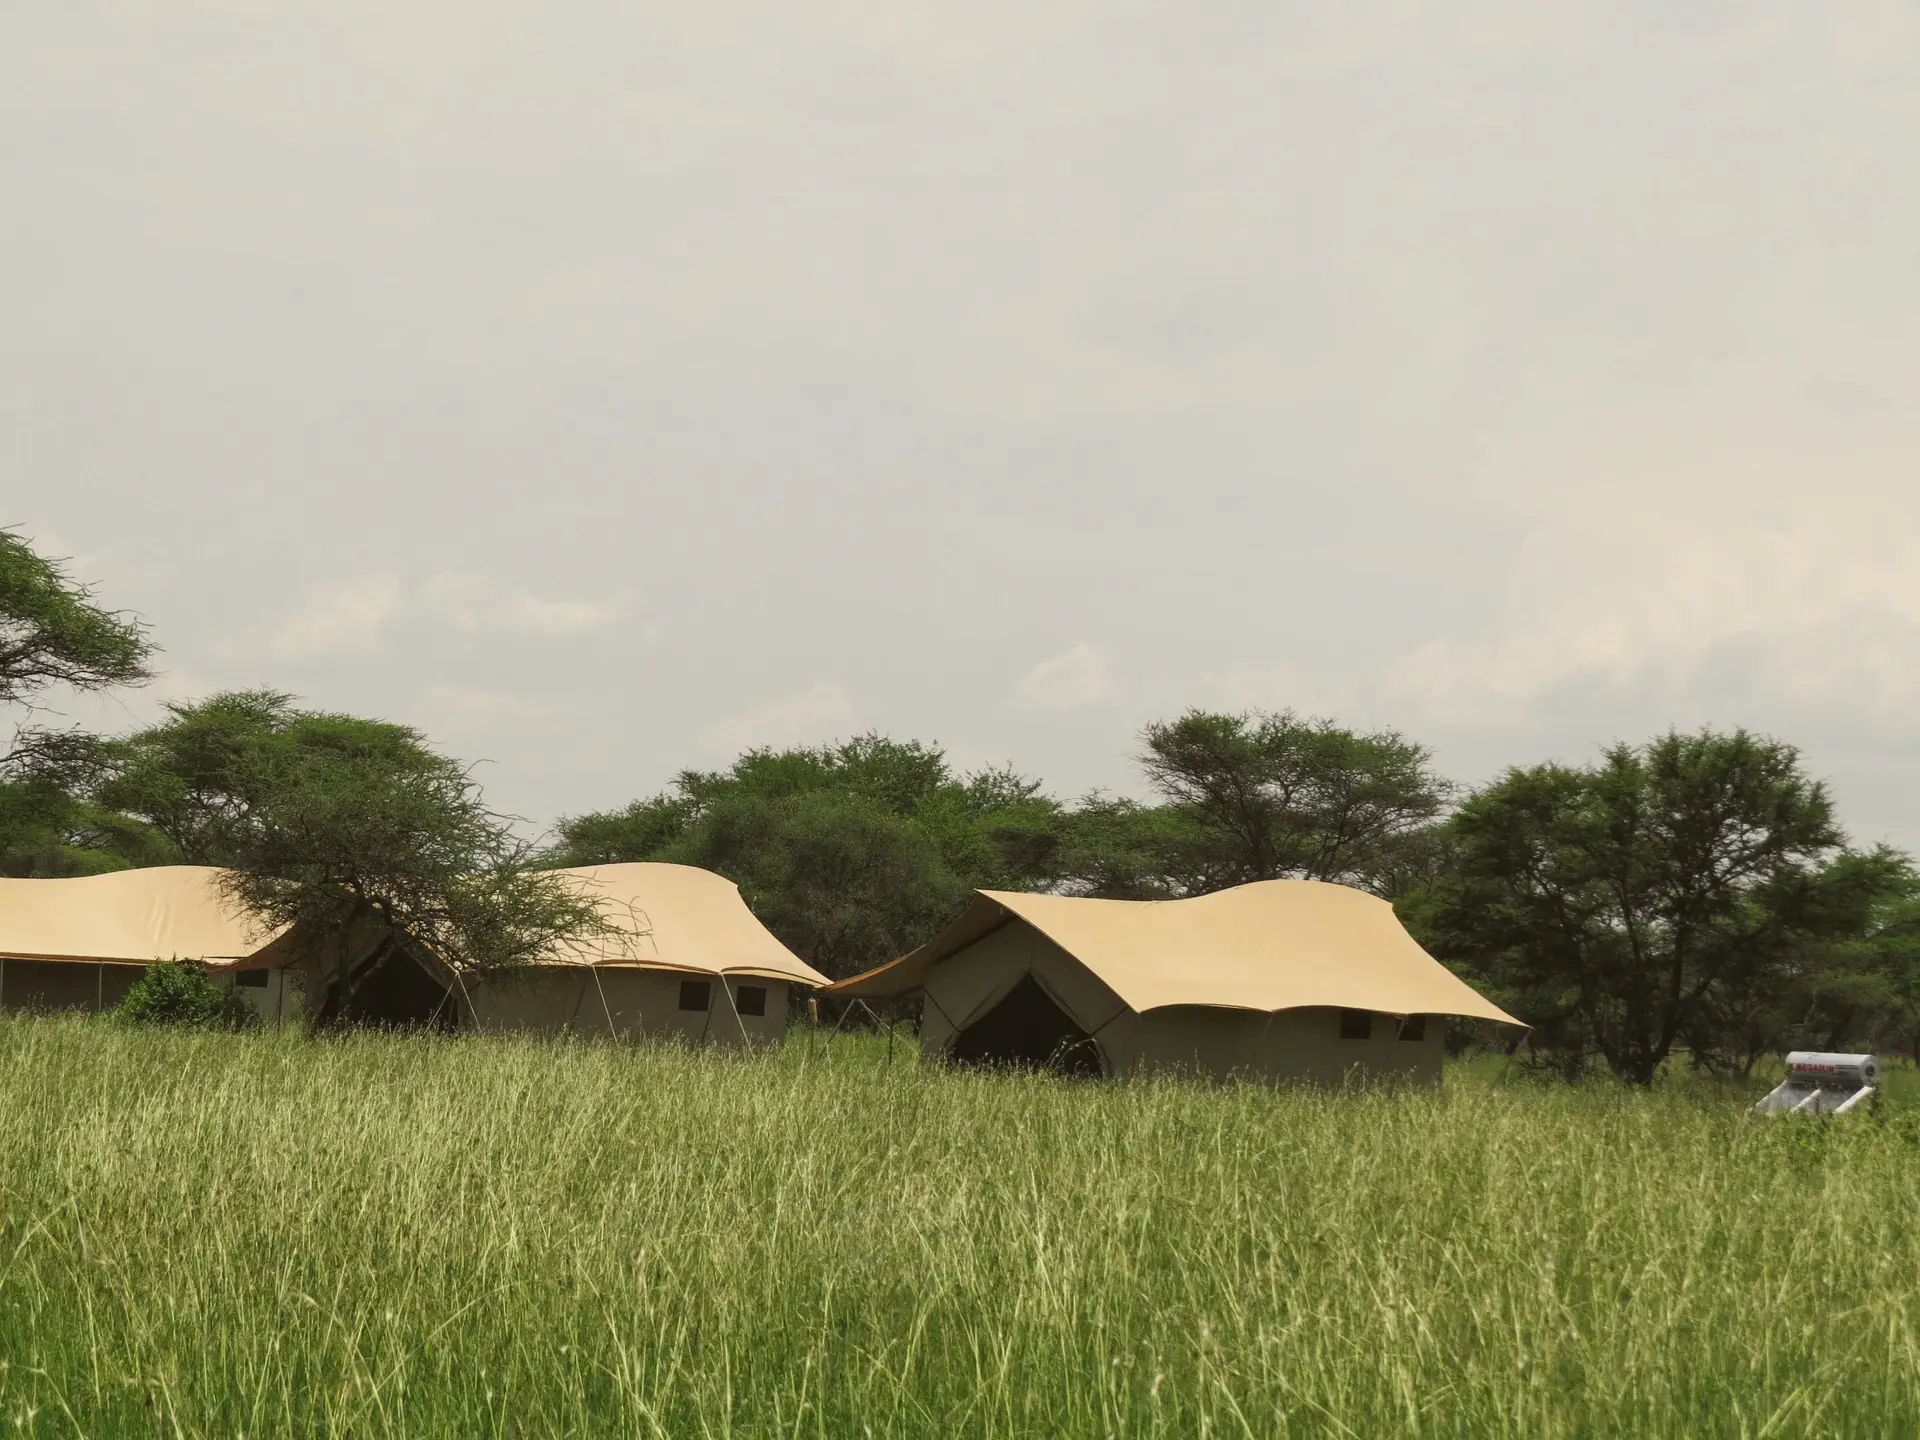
[834,878,1518,1025]
[536,864,830,987]
[1103,1004,1446,1084]
[890,907,1456,1082]
[461,967,793,1045]
[0,866,277,965]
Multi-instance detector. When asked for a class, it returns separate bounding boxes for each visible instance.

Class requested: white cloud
[1377,437,1920,725]
[420,571,621,637]
[1013,644,1113,711]
[704,682,855,753]
[411,683,536,730]
[505,592,622,636]
[417,571,492,632]
[270,576,403,660]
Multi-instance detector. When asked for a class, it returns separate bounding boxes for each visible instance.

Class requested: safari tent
[0,862,826,1041]
[222,862,829,1042]
[451,863,829,1043]
[0,866,289,1015]
[827,879,1520,1083]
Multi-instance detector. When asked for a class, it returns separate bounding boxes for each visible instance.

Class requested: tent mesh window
[235,970,269,990]
[734,984,767,1017]
[678,980,712,1012]
[949,974,1103,1077]
[1398,1014,1426,1042]
[0,960,101,1013]
[1339,1008,1373,1041]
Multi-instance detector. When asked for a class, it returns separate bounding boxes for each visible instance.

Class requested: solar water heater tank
[1752,1052,1878,1115]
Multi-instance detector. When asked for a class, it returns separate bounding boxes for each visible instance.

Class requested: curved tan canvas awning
[541,863,830,987]
[0,862,826,989]
[830,879,1519,1024]
[0,866,280,965]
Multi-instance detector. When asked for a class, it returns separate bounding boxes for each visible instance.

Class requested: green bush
[115,958,256,1030]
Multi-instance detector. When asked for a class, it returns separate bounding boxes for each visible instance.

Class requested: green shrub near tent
[114,958,255,1030]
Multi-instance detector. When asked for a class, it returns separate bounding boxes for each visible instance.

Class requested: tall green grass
[1,1016,1915,1438]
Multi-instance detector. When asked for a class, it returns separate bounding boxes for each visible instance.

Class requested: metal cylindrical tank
[1784,1052,1877,1087]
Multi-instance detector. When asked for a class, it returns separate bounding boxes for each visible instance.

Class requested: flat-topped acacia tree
[108,690,610,1021]
[0,530,159,874]
[0,529,153,737]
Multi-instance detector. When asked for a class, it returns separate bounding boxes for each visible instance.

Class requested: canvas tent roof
[535,863,830,987]
[0,866,280,965]
[829,879,1520,1024]
[0,862,827,989]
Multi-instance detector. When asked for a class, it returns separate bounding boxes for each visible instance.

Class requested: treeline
[538,712,1443,977]
[5,529,1918,1080]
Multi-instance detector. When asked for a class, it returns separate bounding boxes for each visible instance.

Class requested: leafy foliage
[0,741,174,877]
[1403,729,1907,1082]
[1046,795,1200,899]
[0,532,161,873]
[548,736,1066,978]
[115,959,255,1030]
[1137,709,1450,895]
[0,529,153,717]
[100,692,611,1014]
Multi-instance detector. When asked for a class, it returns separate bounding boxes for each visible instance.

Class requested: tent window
[235,970,269,990]
[1338,1008,1373,1040]
[1398,1014,1426,1042]
[735,984,767,1017]
[678,980,712,1012]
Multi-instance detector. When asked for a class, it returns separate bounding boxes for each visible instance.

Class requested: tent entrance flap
[948,974,1103,1077]
[323,941,459,1030]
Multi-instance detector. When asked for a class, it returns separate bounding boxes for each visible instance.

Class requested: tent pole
[587,965,618,1040]
[850,999,893,1065]
[823,996,859,1046]
[717,973,745,1047]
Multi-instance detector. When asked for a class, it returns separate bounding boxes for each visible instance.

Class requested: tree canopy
[1402,729,1908,1082]
[1136,709,1449,896]
[546,736,1065,979]
[4,521,1917,1071]
[104,691,608,1016]
[0,531,157,874]
[0,529,153,717]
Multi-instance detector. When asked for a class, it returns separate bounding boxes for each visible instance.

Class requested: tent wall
[920,921,1127,1058]
[0,958,146,1014]
[215,965,300,1023]
[461,967,792,1045]
[1101,1004,1445,1084]
[916,914,1448,1084]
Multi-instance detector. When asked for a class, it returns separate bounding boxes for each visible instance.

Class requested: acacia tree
[0,529,152,762]
[106,691,607,1019]
[547,735,1065,978]
[0,530,160,874]
[1403,729,1884,1083]
[1138,709,1449,895]
[666,789,968,980]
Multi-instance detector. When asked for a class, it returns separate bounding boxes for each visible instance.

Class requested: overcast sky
[8,2,1919,847]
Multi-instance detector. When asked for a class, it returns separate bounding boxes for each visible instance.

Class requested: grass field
[1,1017,1916,1438]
